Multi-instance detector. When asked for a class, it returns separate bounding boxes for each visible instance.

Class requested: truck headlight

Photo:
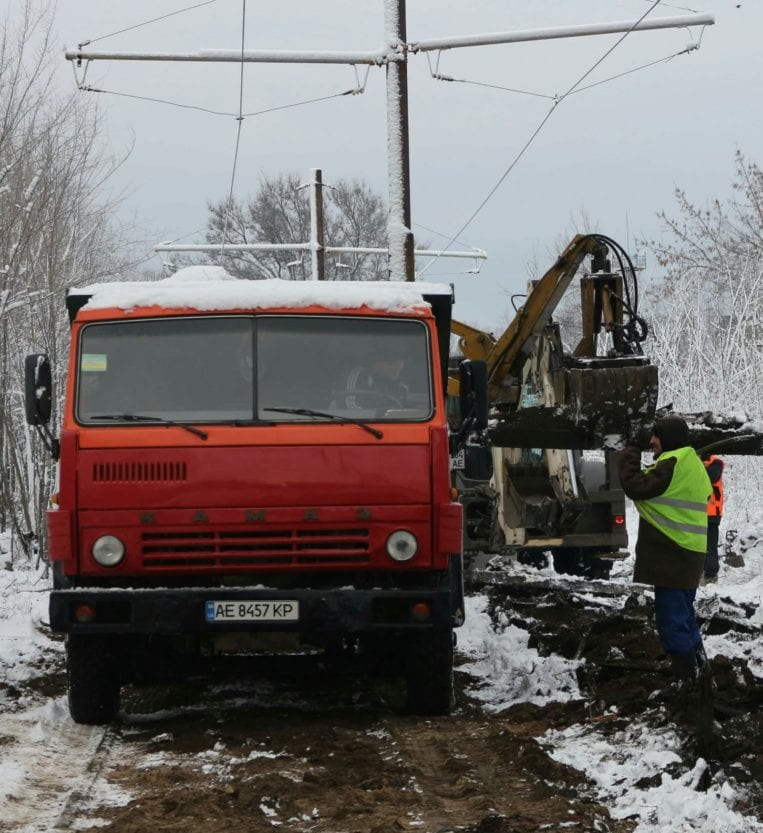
[386,530,418,562]
[92,535,125,567]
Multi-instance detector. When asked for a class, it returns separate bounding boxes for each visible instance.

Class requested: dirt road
[2,574,761,833]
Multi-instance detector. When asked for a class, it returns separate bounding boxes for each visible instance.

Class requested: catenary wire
[567,45,698,96]
[434,44,697,103]
[77,86,239,117]
[640,0,701,12]
[76,85,363,119]
[79,0,220,47]
[415,0,665,279]
[219,0,248,259]
[412,221,482,252]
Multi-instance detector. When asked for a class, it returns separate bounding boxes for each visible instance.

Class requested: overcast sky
[47,0,762,325]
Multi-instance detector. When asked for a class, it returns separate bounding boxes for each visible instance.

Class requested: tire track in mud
[374,705,634,833]
[79,668,635,833]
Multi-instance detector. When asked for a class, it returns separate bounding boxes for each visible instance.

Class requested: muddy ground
[4,573,762,833]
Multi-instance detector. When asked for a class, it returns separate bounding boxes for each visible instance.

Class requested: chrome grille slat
[140,527,371,568]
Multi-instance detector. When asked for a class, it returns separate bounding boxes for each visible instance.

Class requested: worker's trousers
[704,519,721,577]
[653,587,702,657]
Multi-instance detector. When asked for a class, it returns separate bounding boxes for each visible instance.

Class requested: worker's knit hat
[653,417,690,452]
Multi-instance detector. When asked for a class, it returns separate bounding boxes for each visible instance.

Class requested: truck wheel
[67,635,120,725]
[405,629,454,716]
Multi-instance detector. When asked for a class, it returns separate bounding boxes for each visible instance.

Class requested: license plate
[205,600,299,622]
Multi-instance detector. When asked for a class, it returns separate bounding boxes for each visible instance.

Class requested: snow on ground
[0,563,60,706]
[0,548,130,831]
[544,721,763,833]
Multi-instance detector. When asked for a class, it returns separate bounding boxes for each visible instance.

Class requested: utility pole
[384,0,415,281]
[308,168,325,281]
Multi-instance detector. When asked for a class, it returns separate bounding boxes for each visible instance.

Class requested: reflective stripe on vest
[704,455,724,517]
[635,446,711,553]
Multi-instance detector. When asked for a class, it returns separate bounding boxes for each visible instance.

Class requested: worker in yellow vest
[700,452,724,580]
[618,417,713,680]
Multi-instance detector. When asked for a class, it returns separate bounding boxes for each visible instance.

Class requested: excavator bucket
[568,359,659,441]
[490,359,658,449]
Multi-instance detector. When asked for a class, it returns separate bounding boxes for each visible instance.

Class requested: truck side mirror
[25,354,53,426]
[458,359,488,432]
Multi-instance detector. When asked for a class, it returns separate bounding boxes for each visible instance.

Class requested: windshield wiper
[263,407,383,440]
[90,414,208,440]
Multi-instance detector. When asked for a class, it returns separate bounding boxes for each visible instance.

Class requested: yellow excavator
[449,234,658,575]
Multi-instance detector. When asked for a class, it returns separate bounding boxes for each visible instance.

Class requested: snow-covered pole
[384,0,415,282]
[307,169,325,280]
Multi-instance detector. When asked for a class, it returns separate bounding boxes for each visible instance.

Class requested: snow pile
[543,721,763,833]
[163,265,238,282]
[458,594,581,710]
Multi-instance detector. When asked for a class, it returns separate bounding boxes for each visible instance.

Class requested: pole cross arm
[410,13,715,53]
[64,47,396,65]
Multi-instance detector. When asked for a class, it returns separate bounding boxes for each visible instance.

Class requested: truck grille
[140,528,370,568]
[93,461,187,483]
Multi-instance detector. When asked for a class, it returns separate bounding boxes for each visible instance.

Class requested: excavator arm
[449,234,603,401]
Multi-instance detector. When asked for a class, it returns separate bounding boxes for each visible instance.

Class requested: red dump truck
[26,271,481,723]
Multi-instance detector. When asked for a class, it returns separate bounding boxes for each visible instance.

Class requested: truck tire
[67,635,120,725]
[405,629,454,716]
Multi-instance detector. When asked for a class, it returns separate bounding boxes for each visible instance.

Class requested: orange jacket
[703,455,724,518]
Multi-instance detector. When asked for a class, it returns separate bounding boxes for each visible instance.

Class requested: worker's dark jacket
[618,445,707,589]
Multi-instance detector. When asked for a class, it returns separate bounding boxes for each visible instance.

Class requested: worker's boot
[668,646,717,753]
[666,651,699,718]
[693,644,717,755]
[669,651,698,682]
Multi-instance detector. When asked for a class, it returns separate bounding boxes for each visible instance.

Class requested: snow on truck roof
[71,265,453,315]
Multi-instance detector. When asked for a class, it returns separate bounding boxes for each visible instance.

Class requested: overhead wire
[75,84,365,119]
[424,53,555,100]
[640,0,701,12]
[77,0,221,47]
[567,44,699,96]
[432,43,700,103]
[412,221,481,252]
[75,87,239,117]
[415,0,668,279]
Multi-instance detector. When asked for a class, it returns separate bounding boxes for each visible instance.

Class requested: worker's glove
[627,422,653,451]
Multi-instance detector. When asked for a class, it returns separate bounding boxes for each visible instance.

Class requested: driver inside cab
[335,342,408,410]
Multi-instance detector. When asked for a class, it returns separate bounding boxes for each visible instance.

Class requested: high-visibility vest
[635,447,711,553]
[703,455,724,518]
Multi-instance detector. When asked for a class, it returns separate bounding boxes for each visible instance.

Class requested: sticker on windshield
[81,354,108,372]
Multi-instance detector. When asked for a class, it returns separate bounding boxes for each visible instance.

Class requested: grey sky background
[50,0,761,325]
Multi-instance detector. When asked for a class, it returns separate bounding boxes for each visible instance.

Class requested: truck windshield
[76,315,433,425]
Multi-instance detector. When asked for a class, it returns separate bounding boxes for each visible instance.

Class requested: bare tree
[640,154,763,509]
[0,0,130,563]
[642,152,763,416]
[206,173,388,280]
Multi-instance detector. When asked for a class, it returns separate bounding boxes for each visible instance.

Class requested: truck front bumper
[50,564,465,636]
